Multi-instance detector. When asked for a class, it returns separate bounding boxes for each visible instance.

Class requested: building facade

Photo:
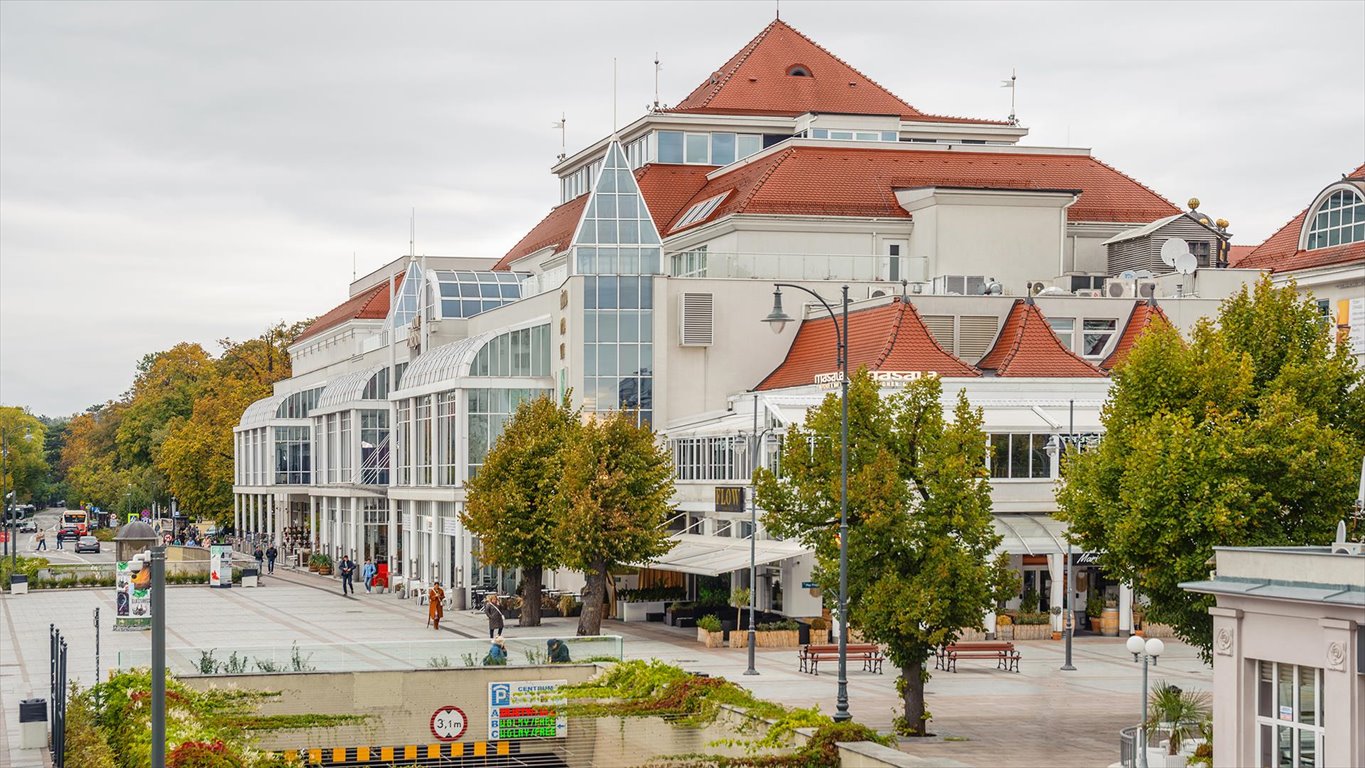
[232,18,1272,619]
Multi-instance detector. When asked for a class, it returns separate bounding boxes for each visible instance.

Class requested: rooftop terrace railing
[667,251,896,282]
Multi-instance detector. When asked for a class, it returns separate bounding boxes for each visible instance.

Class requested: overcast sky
[2,1,1362,417]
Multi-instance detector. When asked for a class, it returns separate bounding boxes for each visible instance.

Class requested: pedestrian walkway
[0,577,1211,768]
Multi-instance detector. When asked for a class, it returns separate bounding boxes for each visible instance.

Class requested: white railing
[667,251,893,282]
[354,434,391,486]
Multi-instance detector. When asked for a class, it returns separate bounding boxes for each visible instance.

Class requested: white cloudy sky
[2,1,1362,416]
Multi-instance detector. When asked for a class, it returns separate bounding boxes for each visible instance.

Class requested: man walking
[253,545,264,574]
[265,544,277,575]
[483,594,505,639]
[339,555,356,596]
[34,528,46,551]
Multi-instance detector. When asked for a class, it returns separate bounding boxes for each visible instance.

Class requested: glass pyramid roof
[571,141,663,275]
[388,261,423,328]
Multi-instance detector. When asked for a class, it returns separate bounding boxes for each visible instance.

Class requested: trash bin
[8,574,27,595]
[18,698,46,749]
[241,568,259,588]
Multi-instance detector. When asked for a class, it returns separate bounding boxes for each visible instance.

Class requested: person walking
[482,635,507,666]
[361,558,377,593]
[265,544,277,575]
[252,546,264,573]
[483,594,505,639]
[339,555,356,595]
[34,528,46,551]
[55,528,64,550]
[428,580,446,630]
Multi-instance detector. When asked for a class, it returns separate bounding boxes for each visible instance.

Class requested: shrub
[619,586,687,603]
[696,614,723,632]
[808,616,827,631]
[755,620,799,632]
[64,686,115,768]
[166,739,243,768]
[1016,612,1050,625]
[995,614,1013,626]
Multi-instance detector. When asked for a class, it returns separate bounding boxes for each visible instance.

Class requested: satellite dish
[1174,251,1198,276]
[1160,237,1189,267]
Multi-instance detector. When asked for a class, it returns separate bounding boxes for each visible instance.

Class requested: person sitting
[546,638,570,663]
[483,635,507,666]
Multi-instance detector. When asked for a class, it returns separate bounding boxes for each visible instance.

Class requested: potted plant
[310,553,332,575]
[1050,605,1064,640]
[808,616,828,644]
[1146,682,1211,767]
[995,613,1014,640]
[1012,611,1050,640]
[1086,592,1105,631]
[696,614,725,648]
[730,587,750,634]
[754,619,801,648]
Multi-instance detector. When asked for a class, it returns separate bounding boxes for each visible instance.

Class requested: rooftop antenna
[409,208,416,262]
[1001,68,1017,124]
[776,0,780,19]
[652,53,661,111]
[352,252,356,281]
[552,113,567,161]
[613,57,618,133]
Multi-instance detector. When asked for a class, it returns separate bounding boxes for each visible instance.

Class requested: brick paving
[1,570,1211,767]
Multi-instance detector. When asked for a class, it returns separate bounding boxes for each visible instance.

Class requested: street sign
[801,581,818,589]
[429,706,468,741]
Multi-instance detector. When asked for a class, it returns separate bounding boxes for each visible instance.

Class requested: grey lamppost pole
[1127,634,1164,768]
[763,283,851,722]
[150,546,167,768]
[3,429,35,578]
[745,423,775,677]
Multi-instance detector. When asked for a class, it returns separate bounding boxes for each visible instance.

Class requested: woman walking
[483,594,505,639]
[428,580,446,630]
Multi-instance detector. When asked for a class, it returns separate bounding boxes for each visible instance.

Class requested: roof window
[676,192,731,229]
[786,64,812,77]
[1306,188,1363,250]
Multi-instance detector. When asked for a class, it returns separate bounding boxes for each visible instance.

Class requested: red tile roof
[977,299,1105,378]
[668,20,1005,125]
[296,272,405,343]
[665,146,1179,233]
[1234,165,1365,273]
[1101,300,1171,371]
[755,296,979,391]
[493,194,588,271]
[1226,245,1257,267]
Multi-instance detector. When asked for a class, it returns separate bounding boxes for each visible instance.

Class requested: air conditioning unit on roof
[1075,289,1103,298]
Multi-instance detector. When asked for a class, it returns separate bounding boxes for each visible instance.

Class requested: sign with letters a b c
[714,486,745,513]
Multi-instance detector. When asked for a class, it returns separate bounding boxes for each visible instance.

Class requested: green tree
[0,407,48,505]
[463,394,580,627]
[1057,276,1365,656]
[555,410,675,636]
[754,371,1003,736]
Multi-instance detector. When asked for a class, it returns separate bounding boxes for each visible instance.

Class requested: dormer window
[786,64,812,77]
[1305,188,1363,249]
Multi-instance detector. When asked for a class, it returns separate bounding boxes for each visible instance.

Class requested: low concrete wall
[838,741,972,767]
[182,664,598,752]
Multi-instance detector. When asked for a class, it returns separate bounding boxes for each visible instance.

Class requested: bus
[62,510,90,536]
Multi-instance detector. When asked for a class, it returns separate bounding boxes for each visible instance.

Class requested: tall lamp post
[744,423,775,677]
[763,283,851,722]
[1127,635,1163,768]
[1045,435,1076,672]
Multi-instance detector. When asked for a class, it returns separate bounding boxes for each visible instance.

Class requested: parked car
[75,536,101,554]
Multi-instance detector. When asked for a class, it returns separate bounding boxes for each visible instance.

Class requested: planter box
[618,600,667,622]
[995,624,1014,640]
[697,628,725,648]
[755,630,800,648]
[1011,623,1050,640]
[957,627,989,642]
[731,631,748,648]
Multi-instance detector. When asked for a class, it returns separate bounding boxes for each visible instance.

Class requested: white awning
[992,514,1071,556]
[645,533,810,577]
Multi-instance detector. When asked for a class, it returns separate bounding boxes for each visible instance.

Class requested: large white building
[233,19,1280,620]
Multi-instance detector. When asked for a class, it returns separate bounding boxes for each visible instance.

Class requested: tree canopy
[1056,276,1365,656]
[754,370,1003,735]
[463,393,580,627]
[0,407,48,504]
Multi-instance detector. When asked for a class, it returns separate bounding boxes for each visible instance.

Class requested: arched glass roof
[315,366,383,411]
[238,392,288,430]
[399,335,488,392]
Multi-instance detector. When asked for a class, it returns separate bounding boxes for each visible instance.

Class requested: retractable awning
[646,533,810,577]
[992,514,1071,556]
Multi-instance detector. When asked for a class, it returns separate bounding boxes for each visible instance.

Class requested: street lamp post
[745,423,775,677]
[1127,635,1164,768]
[150,546,167,767]
[763,283,851,722]
[3,428,35,579]
[1045,428,1078,673]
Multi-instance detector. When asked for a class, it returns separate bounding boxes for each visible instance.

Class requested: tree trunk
[576,561,608,636]
[900,661,928,736]
[519,565,543,627]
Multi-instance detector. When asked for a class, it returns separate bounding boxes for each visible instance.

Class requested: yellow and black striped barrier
[280,741,516,766]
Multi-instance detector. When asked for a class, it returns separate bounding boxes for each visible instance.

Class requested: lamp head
[1125,634,1145,657]
[762,288,793,335]
[1144,638,1164,658]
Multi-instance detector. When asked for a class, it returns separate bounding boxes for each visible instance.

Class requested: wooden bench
[798,643,884,675]
[935,641,1020,673]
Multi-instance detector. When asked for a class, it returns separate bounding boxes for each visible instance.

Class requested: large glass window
[430,270,525,319]
[359,409,389,485]
[437,392,459,486]
[654,130,763,166]
[276,387,323,419]
[657,131,684,163]
[415,398,432,485]
[1082,319,1117,357]
[338,412,352,482]
[469,324,551,377]
[671,246,709,278]
[1306,189,1364,250]
[467,388,551,480]
[396,401,411,485]
[987,434,1052,479]
[273,426,311,485]
[1255,661,1323,767]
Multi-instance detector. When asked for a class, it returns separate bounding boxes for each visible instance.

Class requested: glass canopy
[428,270,526,319]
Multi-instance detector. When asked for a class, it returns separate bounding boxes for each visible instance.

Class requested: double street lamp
[762,283,852,723]
[1127,635,1165,768]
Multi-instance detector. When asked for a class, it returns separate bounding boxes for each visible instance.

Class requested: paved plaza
[0,568,1212,767]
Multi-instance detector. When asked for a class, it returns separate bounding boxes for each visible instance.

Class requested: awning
[645,533,811,577]
[992,514,1071,556]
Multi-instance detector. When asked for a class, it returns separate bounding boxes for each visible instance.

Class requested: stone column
[349,496,360,561]
[308,496,317,551]
[386,500,397,576]
[1318,617,1359,768]
[1208,606,1244,768]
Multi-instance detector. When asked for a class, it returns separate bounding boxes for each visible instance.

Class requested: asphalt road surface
[4,507,115,564]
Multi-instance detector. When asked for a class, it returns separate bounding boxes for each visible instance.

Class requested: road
[3,507,115,564]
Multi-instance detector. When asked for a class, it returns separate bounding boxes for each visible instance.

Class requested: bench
[935,641,1020,673]
[798,643,884,675]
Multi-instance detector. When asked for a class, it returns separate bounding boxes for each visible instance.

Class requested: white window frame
[1081,318,1118,358]
[1299,183,1365,251]
[1049,317,1076,351]
[1254,661,1324,768]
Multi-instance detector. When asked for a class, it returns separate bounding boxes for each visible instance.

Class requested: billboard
[114,560,152,631]
[487,680,566,740]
